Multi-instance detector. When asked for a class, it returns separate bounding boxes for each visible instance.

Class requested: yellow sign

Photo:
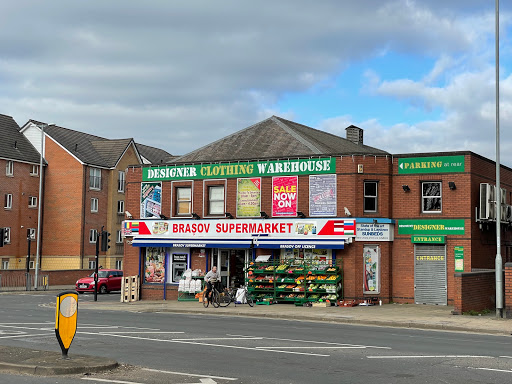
[55,291,78,358]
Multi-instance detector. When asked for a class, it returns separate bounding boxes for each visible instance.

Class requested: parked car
[75,269,123,294]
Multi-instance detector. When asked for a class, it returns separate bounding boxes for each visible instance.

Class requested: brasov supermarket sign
[142,158,336,181]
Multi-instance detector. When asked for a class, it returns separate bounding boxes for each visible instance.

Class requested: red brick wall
[0,159,40,258]
[0,269,94,285]
[505,263,512,318]
[452,270,496,314]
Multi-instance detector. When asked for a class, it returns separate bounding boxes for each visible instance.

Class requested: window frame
[363,181,378,213]
[117,200,125,215]
[4,194,12,210]
[30,165,39,176]
[116,230,123,244]
[118,171,125,193]
[6,161,13,176]
[28,196,37,208]
[3,227,11,244]
[176,187,192,216]
[115,260,122,270]
[89,229,98,243]
[88,260,96,270]
[207,185,225,216]
[91,197,99,213]
[27,228,36,240]
[1,260,8,270]
[422,181,442,213]
[89,168,102,190]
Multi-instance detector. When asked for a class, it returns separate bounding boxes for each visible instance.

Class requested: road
[0,292,511,383]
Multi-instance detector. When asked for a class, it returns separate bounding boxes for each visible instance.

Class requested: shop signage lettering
[411,235,446,244]
[416,255,445,261]
[142,158,336,181]
[398,155,465,174]
[398,219,465,235]
[272,176,298,216]
[172,243,206,248]
[356,223,393,241]
[280,244,316,249]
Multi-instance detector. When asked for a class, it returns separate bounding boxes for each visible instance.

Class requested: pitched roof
[174,116,388,163]
[135,143,176,164]
[0,114,42,164]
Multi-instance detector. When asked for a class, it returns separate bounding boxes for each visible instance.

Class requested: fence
[0,273,49,291]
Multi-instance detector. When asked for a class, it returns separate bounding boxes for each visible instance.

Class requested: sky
[2,1,512,164]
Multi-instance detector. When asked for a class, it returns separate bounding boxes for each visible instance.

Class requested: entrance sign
[411,235,446,244]
[398,155,465,174]
[143,158,336,181]
[55,291,78,358]
[272,176,298,217]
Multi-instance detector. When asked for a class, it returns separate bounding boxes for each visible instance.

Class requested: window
[176,187,192,215]
[116,230,122,244]
[27,228,36,240]
[88,260,96,269]
[118,171,125,192]
[208,186,225,215]
[29,261,35,269]
[364,181,378,212]
[422,182,442,212]
[91,198,98,213]
[3,228,10,244]
[115,260,123,270]
[28,196,37,208]
[117,200,125,214]
[4,194,12,209]
[89,229,98,243]
[1,260,8,270]
[6,161,13,176]
[89,168,101,190]
[30,165,39,176]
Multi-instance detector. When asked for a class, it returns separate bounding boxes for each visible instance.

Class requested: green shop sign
[398,155,465,174]
[398,219,465,235]
[411,235,446,244]
[142,158,336,181]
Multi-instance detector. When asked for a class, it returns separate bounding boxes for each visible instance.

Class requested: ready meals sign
[143,158,336,181]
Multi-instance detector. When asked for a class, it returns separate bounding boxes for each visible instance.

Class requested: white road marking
[0,323,52,325]
[470,367,512,373]
[0,333,50,339]
[499,356,512,359]
[367,355,494,359]
[100,331,184,334]
[257,346,367,349]
[142,367,238,380]
[390,333,512,345]
[172,337,262,341]
[82,378,143,384]
[227,334,391,349]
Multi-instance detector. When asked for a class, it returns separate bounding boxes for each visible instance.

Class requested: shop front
[123,218,356,301]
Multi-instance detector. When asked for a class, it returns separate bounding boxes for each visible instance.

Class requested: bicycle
[202,279,221,308]
[218,285,254,307]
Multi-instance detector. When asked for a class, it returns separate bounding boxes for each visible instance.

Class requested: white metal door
[414,245,447,305]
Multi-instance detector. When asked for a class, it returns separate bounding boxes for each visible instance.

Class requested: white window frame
[4,194,12,209]
[176,186,192,215]
[89,229,98,243]
[89,168,101,190]
[208,185,225,216]
[6,161,13,176]
[118,171,125,193]
[363,181,378,213]
[27,228,36,240]
[3,228,11,244]
[30,165,39,176]
[88,260,96,269]
[422,181,442,213]
[28,196,37,208]
[29,261,35,269]
[91,198,99,213]
[117,200,125,215]
[115,260,122,270]
[1,260,8,270]
[116,230,123,244]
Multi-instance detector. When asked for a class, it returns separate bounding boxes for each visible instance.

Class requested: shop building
[122,116,512,308]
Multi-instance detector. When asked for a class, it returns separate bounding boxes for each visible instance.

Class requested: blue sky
[2,1,512,164]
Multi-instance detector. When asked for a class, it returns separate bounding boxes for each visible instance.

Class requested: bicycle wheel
[218,289,232,307]
[245,290,254,307]
[211,289,220,308]
[202,291,209,308]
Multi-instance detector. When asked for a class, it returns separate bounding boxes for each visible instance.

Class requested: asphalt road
[0,292,512,383]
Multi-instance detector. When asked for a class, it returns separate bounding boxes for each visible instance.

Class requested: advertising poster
[140,182,162,219]
[145,247,165,283]
[454,246,464,272]
[236,178,261,217]
[272,176,298,217]
[309,174,336,216]
[363,245,380,294]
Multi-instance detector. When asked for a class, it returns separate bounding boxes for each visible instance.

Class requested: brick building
[0,114,43,270]
[122,116,512,309]
[19,120,174,271]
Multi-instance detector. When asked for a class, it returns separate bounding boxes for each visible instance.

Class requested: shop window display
[145,247,166,283]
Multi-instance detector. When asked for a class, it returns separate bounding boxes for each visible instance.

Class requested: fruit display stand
[246,259,342,305]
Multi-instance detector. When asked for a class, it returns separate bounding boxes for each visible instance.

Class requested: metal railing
[0,273,49,291]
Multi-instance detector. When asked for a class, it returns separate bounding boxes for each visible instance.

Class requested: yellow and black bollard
[55,291,78,359]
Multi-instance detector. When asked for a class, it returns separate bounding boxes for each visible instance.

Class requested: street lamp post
[34,123,47,290]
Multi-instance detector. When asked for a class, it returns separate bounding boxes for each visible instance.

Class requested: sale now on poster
[272,176,298,217]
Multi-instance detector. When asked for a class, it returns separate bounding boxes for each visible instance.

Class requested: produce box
[338,299,358,307]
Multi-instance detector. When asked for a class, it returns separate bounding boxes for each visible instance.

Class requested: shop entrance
[211,249,248,288]
[414,244,447,305]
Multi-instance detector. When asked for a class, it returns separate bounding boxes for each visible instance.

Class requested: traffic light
[101,230,111,252]
[0,228,4,247]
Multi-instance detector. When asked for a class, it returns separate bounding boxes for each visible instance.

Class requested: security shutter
[414,244,447,305]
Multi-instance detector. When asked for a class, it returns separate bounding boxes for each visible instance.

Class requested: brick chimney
[345,125,363,145]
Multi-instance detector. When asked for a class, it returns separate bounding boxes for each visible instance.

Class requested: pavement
[1,287,512,376]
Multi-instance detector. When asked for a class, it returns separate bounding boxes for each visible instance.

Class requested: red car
[75,269,123,294]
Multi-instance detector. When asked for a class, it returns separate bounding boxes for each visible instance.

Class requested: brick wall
[0,269,94,286]
[505,263,512,318]
[452,270,497,314]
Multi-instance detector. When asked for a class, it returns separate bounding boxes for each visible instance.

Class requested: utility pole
[34,123,47,290]
[94,226,102,302]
